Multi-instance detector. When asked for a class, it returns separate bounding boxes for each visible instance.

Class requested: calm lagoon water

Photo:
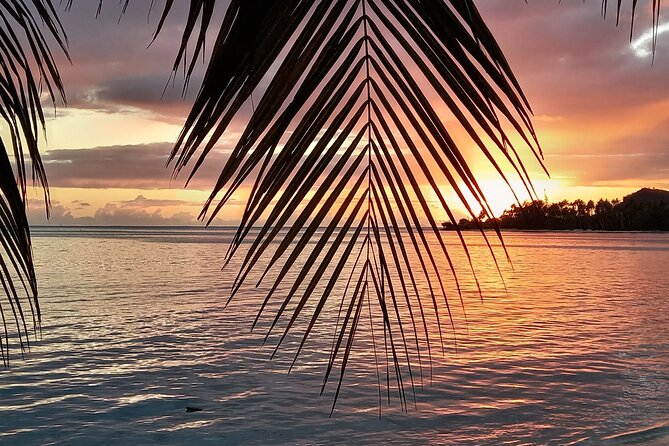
[1,228,668,445]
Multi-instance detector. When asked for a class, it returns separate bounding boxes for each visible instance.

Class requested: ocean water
[1,228,668,445]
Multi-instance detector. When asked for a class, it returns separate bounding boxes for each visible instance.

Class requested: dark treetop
[444,188,669,231]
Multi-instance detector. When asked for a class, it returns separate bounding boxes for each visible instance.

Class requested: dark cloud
[39,140,360,192]
[95,74,201,107]
[45,2,226,121]
[59,73,204,124]
[40,143,231,190]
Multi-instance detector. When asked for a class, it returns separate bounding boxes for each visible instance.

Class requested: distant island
[443,188,669,231]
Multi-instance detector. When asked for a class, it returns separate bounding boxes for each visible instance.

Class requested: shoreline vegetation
[443,188,669,232]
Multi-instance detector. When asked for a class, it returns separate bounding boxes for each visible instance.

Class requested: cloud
[60,73,203,124]
[44,2,223,122]
[27,197,199,226]
[631,23,669,58]
[548,152,669,184]
[534,115,565,123]
[92,204,197,226]
[37,137,362,193]
[117,195,202,208]
[544,117,669,185]
[96,74,201,107]
[39,142,231,190]
[478,2,669,115]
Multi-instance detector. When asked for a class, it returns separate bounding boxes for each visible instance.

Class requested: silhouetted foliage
[0,0,68,364]
[445,188,669,231]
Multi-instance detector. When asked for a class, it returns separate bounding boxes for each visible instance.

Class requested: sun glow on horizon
[436,177,648,222]
[459,178,561,218]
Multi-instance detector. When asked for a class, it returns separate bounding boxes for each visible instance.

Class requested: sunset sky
[14,1,669,225]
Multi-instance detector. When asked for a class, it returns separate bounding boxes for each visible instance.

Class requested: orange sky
[5,1,669,225]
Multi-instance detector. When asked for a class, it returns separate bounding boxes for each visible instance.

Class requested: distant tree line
[443,189,669,231]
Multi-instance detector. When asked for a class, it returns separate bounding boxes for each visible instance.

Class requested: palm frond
[37,0,665,408]
[157,0,546,411]
[0,0,68,364]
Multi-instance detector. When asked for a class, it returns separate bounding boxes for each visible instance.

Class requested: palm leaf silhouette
[0,0,661,410]
[168,2,543,411]
[0,0,67,364]
[156,0,662,410]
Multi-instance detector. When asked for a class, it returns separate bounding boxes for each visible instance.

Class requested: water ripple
[0,230,667,444]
